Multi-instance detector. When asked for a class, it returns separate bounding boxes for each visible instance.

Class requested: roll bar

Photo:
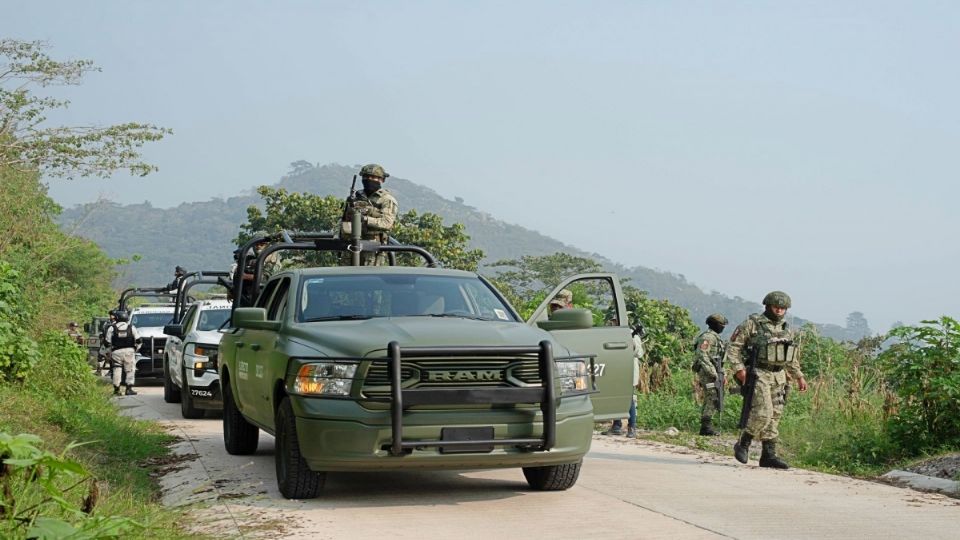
[231,229,441,314]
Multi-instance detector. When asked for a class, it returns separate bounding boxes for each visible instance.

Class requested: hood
[137,326,168,339]
[190,330,225,346]
[287,317,562,358]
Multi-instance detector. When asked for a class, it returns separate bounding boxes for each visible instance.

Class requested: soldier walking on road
[104,310,141,396]
[728,291,808,468]
[693,314,728,436]
[340,164,399,266]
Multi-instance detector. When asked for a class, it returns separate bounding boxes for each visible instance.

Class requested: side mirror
[233,307,281,331]
[163,324,184,338]
[536,308,594,331]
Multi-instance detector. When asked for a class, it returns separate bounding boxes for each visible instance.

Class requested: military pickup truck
[220,233,636,499]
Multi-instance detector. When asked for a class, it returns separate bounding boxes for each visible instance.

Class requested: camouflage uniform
[66,324,84,346]
[340,187,399,266]
[727,312,802,442]
[693,329,725,421]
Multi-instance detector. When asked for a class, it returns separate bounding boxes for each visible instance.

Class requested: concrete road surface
[119,384,960,539]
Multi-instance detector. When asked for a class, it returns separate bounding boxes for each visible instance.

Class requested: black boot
[124,385,137,396]
[699,417,718,436]
[759,440,789,469]
[734,432,752,464]
[113,385,122,396]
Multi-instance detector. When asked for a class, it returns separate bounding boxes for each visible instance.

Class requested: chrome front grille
[361,356,543,399]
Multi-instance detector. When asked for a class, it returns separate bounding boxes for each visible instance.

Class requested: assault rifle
[712,347,725,412]
[737,345,760,429]
[341,174,358,221]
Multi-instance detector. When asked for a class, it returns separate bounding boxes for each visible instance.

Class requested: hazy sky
[6,1,959,332]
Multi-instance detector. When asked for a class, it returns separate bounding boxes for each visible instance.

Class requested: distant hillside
[58,162,869,341]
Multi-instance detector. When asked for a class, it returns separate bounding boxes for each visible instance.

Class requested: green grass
[633,367,910,478]
[0,340,199,538]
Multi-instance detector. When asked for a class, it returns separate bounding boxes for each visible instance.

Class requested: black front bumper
[187,380,222,410]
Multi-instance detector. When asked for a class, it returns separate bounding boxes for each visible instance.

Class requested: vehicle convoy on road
[220,231,636,499]
[163,270,233,418]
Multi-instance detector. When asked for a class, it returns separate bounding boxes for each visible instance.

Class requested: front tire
[180,365,204,419]
[222,377,258,455]
[522,460,582,491]
[163,355,181,403]
[276,397,325,499]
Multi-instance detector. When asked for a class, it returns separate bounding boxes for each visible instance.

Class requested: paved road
[120,384,960,539]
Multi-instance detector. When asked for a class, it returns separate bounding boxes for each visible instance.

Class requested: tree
[487,253,603,308]
[238,186,484,271]
[845,311,872,339]
[0,39,170,178]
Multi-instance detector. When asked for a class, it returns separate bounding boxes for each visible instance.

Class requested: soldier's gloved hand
[366,207,382,218]
[734,369,746,385]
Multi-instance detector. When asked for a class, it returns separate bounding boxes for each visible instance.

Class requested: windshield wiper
[303,315,375,322]
[426,313,486,320]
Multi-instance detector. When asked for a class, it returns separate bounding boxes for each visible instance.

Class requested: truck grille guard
[375,340,594,456]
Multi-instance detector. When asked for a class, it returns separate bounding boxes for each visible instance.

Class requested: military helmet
[115,310,130,322]
[762,291,792,308]
[175,265,186,274]
[360,163,389,179]
[68,321,79,328]
[705,314,728,326]
[549,288,574,308]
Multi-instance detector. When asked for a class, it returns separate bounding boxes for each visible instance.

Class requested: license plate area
[440,427,495,454]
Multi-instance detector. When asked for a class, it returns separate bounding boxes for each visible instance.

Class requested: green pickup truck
[220,237,635,499]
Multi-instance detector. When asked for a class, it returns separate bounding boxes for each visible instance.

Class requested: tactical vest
[111,323,136,349]
[692,330,725,372]
[746,314,796,367]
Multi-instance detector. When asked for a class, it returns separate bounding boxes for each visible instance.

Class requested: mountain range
[58,162,870,341]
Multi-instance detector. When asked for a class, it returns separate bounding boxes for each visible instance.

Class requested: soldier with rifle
[692,314,728,436]
[728,291,808,469]
[339,163,399,266]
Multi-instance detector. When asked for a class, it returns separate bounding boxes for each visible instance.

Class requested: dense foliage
[0,39,180,537]
[880,317,960,454]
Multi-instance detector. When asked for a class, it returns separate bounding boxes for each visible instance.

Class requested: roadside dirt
[905,453,960,481]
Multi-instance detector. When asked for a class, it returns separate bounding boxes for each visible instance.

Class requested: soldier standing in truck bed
[340,163,399,266]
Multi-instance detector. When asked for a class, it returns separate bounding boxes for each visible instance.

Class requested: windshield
[298,274,516,322]
[196,309,231,331]
[130,312,174,328]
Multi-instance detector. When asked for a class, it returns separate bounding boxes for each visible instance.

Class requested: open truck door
[527,273,635,420]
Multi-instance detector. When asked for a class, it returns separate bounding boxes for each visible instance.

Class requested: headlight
[293,363,357,396]
[557,361,589,394]
[186,343,219,373]
[186,343,219,358]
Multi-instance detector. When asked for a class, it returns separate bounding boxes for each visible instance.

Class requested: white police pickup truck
[162,299,232,419]
[129,304,176,379]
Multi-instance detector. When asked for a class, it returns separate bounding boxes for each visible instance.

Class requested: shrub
[0,262,40,381]
[880,317,960,454]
